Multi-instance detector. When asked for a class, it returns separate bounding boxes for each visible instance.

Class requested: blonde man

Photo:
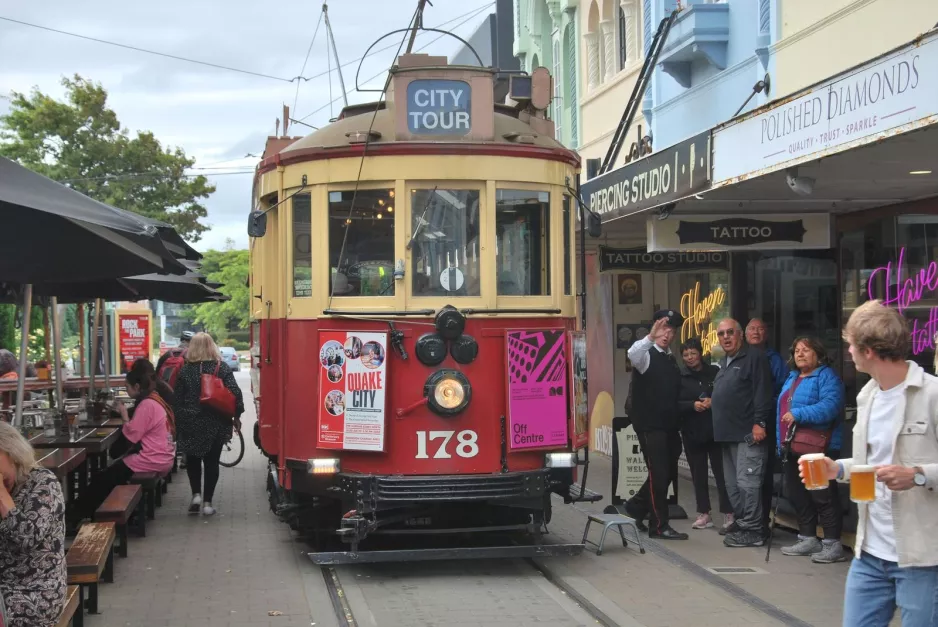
[810,300,938,626]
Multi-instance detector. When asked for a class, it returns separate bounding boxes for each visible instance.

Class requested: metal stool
[582,512,646,555]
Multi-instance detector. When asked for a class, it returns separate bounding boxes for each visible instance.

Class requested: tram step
[568,484,604,503]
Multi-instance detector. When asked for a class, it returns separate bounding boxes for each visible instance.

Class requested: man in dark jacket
[711,318,775,548]
[624,311,687,540]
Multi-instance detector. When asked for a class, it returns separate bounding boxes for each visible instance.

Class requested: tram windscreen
[328,189,395,297]
[293,193,312,297]
[410,189,481,297]
[495,190,551,296]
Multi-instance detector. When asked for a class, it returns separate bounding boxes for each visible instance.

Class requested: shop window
[410,188,481,297]
[563,196,572,296]
[328,189,395,297]
[292,193,312,298]
[496,190,551,296]
[618,6,627,70]
[842,215,938,404]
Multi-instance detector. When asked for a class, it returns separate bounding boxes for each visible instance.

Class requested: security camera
[786,168,815,196]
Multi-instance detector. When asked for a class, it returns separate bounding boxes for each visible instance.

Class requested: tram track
[318,556,620,627]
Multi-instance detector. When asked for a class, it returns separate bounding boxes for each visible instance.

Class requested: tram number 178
[415,430,479,459]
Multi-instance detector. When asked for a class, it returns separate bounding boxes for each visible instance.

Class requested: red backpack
[158,348,187,389]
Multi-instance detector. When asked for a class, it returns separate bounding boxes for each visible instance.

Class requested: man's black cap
[653,309,684,328]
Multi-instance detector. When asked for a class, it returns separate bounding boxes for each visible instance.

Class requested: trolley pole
[323,3,349,107]
[405,0,430,54]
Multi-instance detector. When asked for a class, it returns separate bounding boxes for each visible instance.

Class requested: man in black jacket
[711,318,774,548]
[624,311,688,540]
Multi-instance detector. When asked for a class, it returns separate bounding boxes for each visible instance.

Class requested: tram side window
[328,189,395,297]
[496,190,551,296]
[293,193,312,298]
[411,189,481,297]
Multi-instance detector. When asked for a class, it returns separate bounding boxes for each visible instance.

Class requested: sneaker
[723,529,765,547]
[781,536,823,556]
[188,493,202,515]
[202,503,216,517]
[811,540,847,564]
[718,514,738,536]
[692,513,713,529]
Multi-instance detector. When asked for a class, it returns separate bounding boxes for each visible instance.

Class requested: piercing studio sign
[581,130,711,223]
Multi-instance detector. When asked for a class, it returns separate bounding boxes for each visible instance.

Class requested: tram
[248,52,601,561]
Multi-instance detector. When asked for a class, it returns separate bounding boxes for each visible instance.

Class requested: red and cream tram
[248,53,597,561]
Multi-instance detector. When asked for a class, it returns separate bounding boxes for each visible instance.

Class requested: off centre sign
[406,79,471,135]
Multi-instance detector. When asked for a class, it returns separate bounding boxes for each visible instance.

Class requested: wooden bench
[54,585,82,627]
[95,485,143,556]
[129,473,163,520]
[66,522,116,615]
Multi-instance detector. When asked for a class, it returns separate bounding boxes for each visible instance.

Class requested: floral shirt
[0,468,66,627]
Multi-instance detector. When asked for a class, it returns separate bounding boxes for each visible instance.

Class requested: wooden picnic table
[84,417,123,429]
[30,427,121,453]
[36,447,87,480]
[0,376,125,394]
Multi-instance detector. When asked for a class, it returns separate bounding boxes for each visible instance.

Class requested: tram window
[410,189,481,297]
[328,189,395,297]
[292,193,312,298]
[563,196,572,296]
[496,190,551,296]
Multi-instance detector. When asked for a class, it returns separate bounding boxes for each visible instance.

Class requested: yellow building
[773,0,938,97]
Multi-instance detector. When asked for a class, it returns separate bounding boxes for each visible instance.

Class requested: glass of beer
[800,453,830,491]
[850,465,876,503]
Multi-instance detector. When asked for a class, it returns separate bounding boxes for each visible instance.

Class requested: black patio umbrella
[0,157,189,283]
[2,271,228,304]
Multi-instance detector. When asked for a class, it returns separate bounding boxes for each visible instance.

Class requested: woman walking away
[69,358,176,526]
[677,339,734,532]
[0,422,67,627]
[777,336,846,564]
[173,333,244,517]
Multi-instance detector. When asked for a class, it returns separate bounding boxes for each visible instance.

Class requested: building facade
[452,0,520,103]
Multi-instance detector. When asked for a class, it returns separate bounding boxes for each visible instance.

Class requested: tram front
[249,54,594,560]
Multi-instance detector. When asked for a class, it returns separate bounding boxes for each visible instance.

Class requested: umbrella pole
[50,297,64,413]
[89,299,101,401]
[13,285,32,427]
[77,303,85,377]
[102,302,111,392]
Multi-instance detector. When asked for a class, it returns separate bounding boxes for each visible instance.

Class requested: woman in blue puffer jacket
[776,336,846,565]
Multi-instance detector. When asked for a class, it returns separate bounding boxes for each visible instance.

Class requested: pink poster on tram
[506,329,568,450]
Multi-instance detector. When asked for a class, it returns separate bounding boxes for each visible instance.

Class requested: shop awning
[2,271,229,304]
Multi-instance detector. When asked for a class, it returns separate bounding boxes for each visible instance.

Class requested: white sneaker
[202,503,216,517]
[188,493,202,515]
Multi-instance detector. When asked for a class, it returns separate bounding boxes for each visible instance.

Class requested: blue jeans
[843,552,938,627]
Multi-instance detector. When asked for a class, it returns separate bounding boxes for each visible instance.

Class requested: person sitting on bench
[69,359,176,527]
[0,422,67,627]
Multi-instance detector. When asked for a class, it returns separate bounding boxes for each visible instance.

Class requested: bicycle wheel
[220,429,245,468]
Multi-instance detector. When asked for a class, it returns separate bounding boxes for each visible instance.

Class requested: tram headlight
[424,370,472,416]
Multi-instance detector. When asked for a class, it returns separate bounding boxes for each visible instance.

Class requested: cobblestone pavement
[83,373,889,626]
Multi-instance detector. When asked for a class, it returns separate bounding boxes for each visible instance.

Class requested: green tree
[0,305,15,352]
[0,75,214,241]
[187,248,250,339]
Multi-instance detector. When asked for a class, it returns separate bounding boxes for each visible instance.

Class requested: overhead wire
[0,3,492,85]
[296,2,494,124]
[292,9,325,114]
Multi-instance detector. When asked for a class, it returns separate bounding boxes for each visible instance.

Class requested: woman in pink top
[68,359,175,527]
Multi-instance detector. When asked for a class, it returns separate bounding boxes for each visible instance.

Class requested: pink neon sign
[867,247,938,355]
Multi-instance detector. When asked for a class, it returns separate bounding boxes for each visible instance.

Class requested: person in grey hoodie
[711,318,775,548]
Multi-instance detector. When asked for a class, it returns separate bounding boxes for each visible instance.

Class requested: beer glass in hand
[799,454,830,490]
[850,465,876,503]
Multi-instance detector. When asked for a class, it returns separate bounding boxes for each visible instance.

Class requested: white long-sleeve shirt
[627,335,670,375]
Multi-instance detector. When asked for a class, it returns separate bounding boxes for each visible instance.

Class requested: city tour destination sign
[406,79,472,135]
[647,213,831,252]
[581,130,711,223]
[713,29,938,183]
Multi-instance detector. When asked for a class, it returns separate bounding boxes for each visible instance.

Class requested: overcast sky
[0,1,493,251]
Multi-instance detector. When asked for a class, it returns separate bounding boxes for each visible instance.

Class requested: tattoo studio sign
[648,214,831,251]
[599,246,729,272]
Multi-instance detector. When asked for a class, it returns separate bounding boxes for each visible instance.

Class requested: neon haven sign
[867,247,938,354]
